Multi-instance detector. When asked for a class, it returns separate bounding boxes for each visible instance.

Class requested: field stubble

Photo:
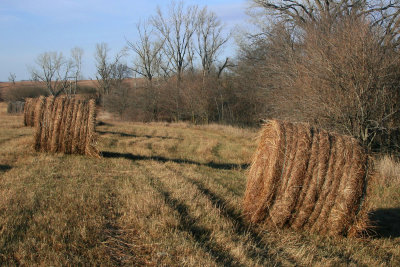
[0,102,399,266]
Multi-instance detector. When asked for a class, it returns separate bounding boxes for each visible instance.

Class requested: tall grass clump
[243,120,370,236]
[33,96,99,157]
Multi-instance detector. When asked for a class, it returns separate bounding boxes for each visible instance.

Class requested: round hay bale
[24,97,39,127]
[33,96,46,151]
[30,96,99,157]
[23,98,32,126]
[50,97,66,152]
[243,120,369,236]
[39,96,55,151]
[7,101,25,114]
[85,99,100,158]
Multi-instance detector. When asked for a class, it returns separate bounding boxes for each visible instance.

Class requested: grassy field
[0,102,399,266]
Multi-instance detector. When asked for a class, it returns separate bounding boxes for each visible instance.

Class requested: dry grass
[0,102,399,266]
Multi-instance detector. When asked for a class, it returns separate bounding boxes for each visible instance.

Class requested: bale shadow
[98,130,183,140]
[147,176,240,266]
[101,151,249,171]
[0,164,12,173]
[183,176,300,266]
[369,208,400,238]
[183,176,364,266]
[96,121,113,126]
[0,134,30,145]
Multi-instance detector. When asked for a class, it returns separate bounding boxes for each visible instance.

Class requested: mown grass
[0,102,399,266]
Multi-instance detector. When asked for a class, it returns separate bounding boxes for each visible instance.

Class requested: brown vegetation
[243,120,369,236]
[0,102,399,265]
[236,1,400,153]
[32,96,99,157]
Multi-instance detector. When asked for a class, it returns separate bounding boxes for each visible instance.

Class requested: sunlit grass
[0,102,399,266]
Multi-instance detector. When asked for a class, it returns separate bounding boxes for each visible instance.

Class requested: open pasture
[0,102,399,266]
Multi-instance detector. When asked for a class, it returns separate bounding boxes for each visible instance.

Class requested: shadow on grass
[98,130,183,140]
[0,164,12,173]
[0,134,30,145]
[183,176,365,266]
[96,121,114,127]
[369,208,400,238]
[147,176,239,266]
[101,151,249,171]
[184,176,301,266]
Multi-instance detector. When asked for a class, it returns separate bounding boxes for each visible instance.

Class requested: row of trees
[103,1,232,122]
[236,0,400,153]
[28,1,238,123]
[29,47,83,96]
[24,0,400,153]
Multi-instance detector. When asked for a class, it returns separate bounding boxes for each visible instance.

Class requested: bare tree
[111,63,131,91]
[247,0,400,152]
[71,47,84,95]
[252,0,400,37]
[8,73,16,85]
[95,43,112,97]
[196,7,230,77]
[30,51,74,96]
[104,62,132,118]
[127,20,164,83]
[151,1,199,120]
[151,1,198,83]
[127,21,167,120]
[95,43,125,100]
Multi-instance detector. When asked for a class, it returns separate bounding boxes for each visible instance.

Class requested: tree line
[19,0,400,153]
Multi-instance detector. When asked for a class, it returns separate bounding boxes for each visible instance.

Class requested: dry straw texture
[23,97,39,126]
[243,120,369,236]
[32,96,99,157]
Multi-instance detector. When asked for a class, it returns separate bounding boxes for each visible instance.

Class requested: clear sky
[0,0,249,82]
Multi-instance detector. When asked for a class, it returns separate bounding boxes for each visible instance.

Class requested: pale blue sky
[0,0,249,81]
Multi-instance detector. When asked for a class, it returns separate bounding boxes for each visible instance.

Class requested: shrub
[4,86,48,101]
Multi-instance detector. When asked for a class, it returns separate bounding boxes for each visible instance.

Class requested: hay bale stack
[243,120,369,236]
[7,101,25,114]
[33,96,99,157]
[23,98,39,126]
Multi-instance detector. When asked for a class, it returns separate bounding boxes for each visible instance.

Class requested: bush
[76,86,97,95]
[238,10,400,153]
[4,86,49,101]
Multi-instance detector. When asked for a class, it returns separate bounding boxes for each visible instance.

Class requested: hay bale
[24,98,39,127]
[85,99,99,157]
[62,98,76,153]
[23,98,32,126]
[33,96,46,151]
[33,96,99,157]
[7,101,25,114]
[243,120,369,236]
[39,96,55,152]
[50,97,65,152]
[71,101,84,154]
